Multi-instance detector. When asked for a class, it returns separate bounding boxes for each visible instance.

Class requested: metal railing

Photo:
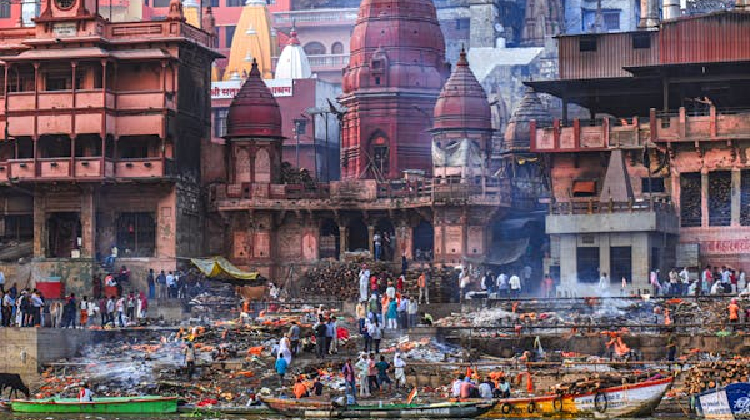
[273,9,358,25]
[549,197,674,215]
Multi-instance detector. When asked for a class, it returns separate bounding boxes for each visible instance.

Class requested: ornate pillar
[731,168,741,227]
[339,225,348,260]
[700,168,709,228]
[368,225,375,256]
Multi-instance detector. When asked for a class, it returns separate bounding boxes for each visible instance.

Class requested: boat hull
[697,382,750,420]
[11,397,178,414]
[481,377,672,419]
[263,397,490,418]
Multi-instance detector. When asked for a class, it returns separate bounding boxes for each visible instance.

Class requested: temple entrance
[413,220,434,262]
[319,218,340,260]
[367,133,390,180]
[47,212,81,258]
[375,218,395,261]
[347,218,368,252]
[576,247,600,283]
[116,212,156,257]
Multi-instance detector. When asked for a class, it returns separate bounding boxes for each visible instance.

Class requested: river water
[0,416,690,420]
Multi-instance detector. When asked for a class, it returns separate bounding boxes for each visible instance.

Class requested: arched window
[304,42,326,55]
[331,42,344,54]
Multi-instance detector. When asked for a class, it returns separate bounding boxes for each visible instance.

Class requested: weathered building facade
[0,0,218,294]
[531,10,750,292]
[208,0,513,280]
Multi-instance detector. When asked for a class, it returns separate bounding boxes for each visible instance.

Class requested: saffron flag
[407,388,417,404]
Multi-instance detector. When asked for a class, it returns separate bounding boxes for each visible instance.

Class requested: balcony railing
[548,197,675,215]
[211,177,511,209]
[0,157,172,182]
[532,106,750,152]
[5,90,171,113]
[271,54,350,71]
[273,9,358,27]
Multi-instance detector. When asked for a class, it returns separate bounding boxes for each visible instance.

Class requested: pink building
[0,0,218,294]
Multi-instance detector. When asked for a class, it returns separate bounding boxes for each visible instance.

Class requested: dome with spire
[225,59,282,139]
[342,0,447,93]
[504,87,553,150]
[433,48,492,132]
[275,27,312,80]
[222,0,275,80]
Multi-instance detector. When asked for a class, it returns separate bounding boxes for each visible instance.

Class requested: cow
[0,373,30,399]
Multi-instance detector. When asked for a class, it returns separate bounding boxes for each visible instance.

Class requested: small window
[372,61,381,69]
[375,77,381,85]
[214,108,229,138]
[603,11,620,30]
[641,177,665,193]
[579,37,597,52]
[226,0,242,6]
[152,0,170,7]
[214,27,220,48]
[225,26,236,48]
[0,0,10,18]
[144,0,149,6]
[632,33,651,49]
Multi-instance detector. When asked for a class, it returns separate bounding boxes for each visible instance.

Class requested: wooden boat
[262,396,493,418]
[479,376,672,418]
[11,396,178,414]
[695,382,750,419]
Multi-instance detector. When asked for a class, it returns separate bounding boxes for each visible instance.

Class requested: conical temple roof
[226,59,282,139]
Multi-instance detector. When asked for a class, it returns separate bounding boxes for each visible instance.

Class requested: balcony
[273,9,358,28]
[115,158,168,178]
[211,177,511,211]
[545,198,679,235]
[8,160,35,179]
[0,158,170,182]
[532,106,750,153]
[6,90,169,113]
[272,54,350,73]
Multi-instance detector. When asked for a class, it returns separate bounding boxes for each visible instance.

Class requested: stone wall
[0,329,92,385]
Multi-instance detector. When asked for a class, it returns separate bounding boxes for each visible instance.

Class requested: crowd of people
[646,266,749,297]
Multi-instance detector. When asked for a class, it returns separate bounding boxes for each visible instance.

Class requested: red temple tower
[340,0,449,180]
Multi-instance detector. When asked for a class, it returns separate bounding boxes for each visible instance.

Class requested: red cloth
[197,399,218,407]
[336,327,349,340]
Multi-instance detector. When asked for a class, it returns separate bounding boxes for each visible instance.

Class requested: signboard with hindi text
[211,79,293,100]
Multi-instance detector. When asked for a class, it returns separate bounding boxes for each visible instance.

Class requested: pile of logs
[685,362,750,394]
[553,372,656,395]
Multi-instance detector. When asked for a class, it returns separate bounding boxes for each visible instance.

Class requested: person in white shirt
[359,266,369,303]
[480,272,488,293]
[166,272,176,299]
[452,377,463,397]
[385,283,396,300]
[523,265,532,293]
[479,378,494,399]
[0,270,5,294]
[509,275,521,297]
[393,353,406,389]
[599,272,609,292]
[679,267,690,296]
[459,275,469,302]
[497,273,508,296]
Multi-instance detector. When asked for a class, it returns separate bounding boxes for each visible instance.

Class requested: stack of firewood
[553,372,654,395]
[685,362,750,394]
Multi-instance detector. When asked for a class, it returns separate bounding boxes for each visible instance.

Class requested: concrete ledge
[546,211,679,234]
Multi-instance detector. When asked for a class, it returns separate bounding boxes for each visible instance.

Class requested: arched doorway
[348,218,368,252]
[320,218,340,260]
[413,220,434,262]
[375,218,396,261]
[368,132,390,179]
[331,41,344,54]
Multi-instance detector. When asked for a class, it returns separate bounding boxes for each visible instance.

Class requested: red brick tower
[340,0,449,180]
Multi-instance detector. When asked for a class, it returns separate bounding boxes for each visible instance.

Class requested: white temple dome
[274,27,312,79]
